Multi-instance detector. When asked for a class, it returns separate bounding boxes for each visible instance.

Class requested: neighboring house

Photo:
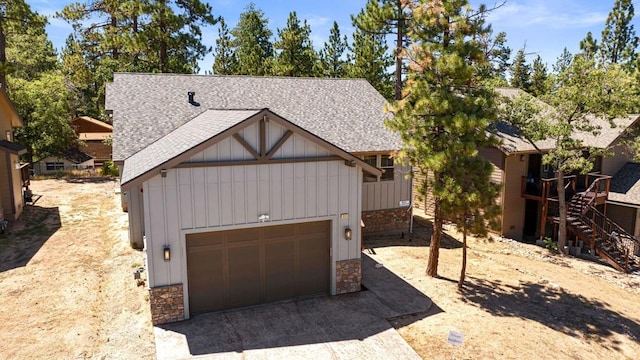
[33,148,94,175]
[106,73,409,325]
[32,116,112,176]
[73,116,113,167]
[0,90,27,222]
[414,87,640,272]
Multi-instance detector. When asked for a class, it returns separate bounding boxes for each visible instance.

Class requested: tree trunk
[458,223,467,289]
[111,15,118,60]
[0,14,7,91]
[427,197,441,277]
[556,168,567,252]
[395,15,404,101]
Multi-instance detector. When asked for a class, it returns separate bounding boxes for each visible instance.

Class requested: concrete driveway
[154,254,431,359]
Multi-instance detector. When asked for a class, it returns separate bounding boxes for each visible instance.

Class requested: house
[414,87,640,272]
[32,116,112,175]
[73,116,113,167]
[106,73,410,325]
[32,148,94,175]
[0,90,27,222]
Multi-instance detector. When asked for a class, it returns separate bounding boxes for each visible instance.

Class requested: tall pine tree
[599,0,638,69]
[530,55,548,97]
[231,3,273,76]
[510,48,531,91]
[386,0,499,277]
[271,12,319,77]
[353,0,411,100]
[347,11,394,100]
[319,21,348,78]
[212,17,237,75]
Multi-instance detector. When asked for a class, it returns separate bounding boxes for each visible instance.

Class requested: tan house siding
[362,163,411,211]
[501,154,528,240]
[606,203,636,235]
[0,152,23,220]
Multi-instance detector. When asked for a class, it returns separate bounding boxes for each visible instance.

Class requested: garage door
[187,221,331,315]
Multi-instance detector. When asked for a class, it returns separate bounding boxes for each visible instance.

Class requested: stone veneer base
[362,208,410,234]
[149,284,185,325]
[335,259,362,294]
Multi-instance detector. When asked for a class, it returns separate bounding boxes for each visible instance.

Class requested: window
[363,155,378,182]
[45,162,65,171]
[362,154,395,182]
[380,155,394,181]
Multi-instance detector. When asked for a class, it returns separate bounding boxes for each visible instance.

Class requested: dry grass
[365,212,640,360]
[0,179,155,359]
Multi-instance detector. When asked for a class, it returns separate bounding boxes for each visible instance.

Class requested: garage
[187,221,331,315]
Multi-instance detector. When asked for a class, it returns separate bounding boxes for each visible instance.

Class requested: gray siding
[142,120,362,299]
[362,163,411,211]
[602,143,633,176]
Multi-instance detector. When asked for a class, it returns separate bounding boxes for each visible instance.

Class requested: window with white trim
[362,154,394,182]
[45,162,65,171]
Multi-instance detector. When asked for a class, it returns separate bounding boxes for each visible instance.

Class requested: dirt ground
[0,179,155,359]
[365,214,640,360]
[1,180,639,360]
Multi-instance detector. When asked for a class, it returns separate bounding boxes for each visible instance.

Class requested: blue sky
[30,0,639,73]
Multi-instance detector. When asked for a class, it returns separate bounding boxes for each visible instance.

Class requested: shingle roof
[106,73,399,161]
[609,162,640,206]
[493,88,639,153]
[61,148,93,164]
[121,109,260,185]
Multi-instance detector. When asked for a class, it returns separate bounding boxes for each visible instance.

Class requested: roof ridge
[112,72,370,82]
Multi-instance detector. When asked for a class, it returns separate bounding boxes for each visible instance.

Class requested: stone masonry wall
[149,284,184,325]
[336,259,361,294]
[362,208,410,234]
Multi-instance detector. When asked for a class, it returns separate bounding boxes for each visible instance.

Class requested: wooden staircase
[563,188,640,274]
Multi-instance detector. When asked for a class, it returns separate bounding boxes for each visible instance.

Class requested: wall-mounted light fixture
[344,227,352,241]
[5,130,11,141]
[520,154,525,162]
[163,245,171,261]
[161,169,167,178]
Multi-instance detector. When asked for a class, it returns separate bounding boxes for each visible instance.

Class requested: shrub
[101,160,119,177]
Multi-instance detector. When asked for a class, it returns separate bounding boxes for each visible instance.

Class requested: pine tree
[231,3,273,76]
[553,48,573,74]
[319,21,348,78]
[353,0,411,100]
[212,17,237,75]
[386,0,499,277]
[579,31,598,61]
[599,0,638,69]
[347,11,394,100]
[478,29,511,85]
[530,55,549,97]
[271,12,319,77]
[510,48,531,91]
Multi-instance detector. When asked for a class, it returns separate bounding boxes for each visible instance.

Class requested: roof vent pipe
[188,91,200,106]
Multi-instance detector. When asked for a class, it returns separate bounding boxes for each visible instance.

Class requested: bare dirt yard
[1,179,639,360]
[365,214,640,360]
[0,179,155,359]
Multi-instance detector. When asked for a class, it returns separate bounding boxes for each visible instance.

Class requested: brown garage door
[187,221,330,315]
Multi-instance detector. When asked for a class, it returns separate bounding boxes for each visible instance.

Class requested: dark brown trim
[266,130,293,160]
[232,133,260,160]
[175,156,343,168]
[121,108,382,191]
[259,117,266,158]
[4,152,16,215]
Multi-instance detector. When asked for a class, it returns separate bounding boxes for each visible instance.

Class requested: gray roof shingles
[120,109,260,185]
[106,74,400,162]
[609,162,640,206]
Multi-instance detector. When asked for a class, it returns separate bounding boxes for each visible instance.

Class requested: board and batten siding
[362,163,411,211]
[141,120,362,298]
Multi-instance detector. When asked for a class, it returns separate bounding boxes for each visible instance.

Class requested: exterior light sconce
[520,154,525,162]
[344,227,352,241]
[163,245,171,261]
[161,169,167,178]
